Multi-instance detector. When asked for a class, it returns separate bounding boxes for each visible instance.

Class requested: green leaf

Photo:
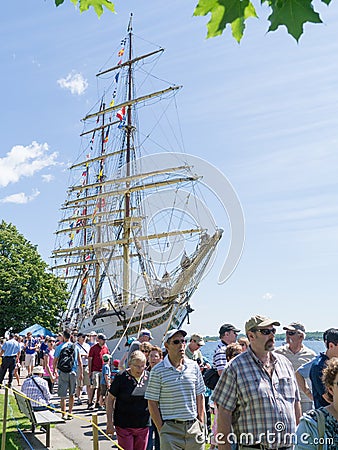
[78,0,115,17]
[268,0,322,41]
[55,0,65,5]
[231,2,257,42]
[321,0,332,4]
[194,0,257,40]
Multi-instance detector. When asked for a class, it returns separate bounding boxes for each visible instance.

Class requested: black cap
[219,324,240,336]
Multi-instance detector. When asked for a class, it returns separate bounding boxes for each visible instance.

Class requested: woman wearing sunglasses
[106,350,150,450]
[294,357,338,449]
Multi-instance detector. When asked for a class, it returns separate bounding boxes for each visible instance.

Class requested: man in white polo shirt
[275,322,316,413]
[145,328,206,449]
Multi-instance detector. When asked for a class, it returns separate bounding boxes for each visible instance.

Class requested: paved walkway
[1,371,119,450]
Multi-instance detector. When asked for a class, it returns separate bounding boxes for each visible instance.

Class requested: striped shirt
[145,355,205,421]
[213,341,227,371]
[212,346,300,448]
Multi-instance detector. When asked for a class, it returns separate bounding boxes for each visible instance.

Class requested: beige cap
[190,333,205,346]
[245,315,280,334]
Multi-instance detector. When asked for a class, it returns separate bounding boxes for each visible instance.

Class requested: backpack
[57,344,75,373]
[203,367,219,390]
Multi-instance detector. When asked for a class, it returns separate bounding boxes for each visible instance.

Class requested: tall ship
[52,16,223,357]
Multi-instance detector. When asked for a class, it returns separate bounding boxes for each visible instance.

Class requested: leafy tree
[54,0,333,42]
[0,221,68,336]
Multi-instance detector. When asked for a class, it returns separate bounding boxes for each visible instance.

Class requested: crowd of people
[1,318,338,449]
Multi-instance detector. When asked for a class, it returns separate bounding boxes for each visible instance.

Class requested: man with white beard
[213,315,301,450]
[275,322,316,413]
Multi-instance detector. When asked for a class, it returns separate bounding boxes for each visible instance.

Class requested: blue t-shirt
[54,342,79,373]
[101,363,111,385]
[111,368,119,381]
[309,352,329,408]
[25,338,37,354]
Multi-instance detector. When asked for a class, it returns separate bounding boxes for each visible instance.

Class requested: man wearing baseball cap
[213,323,240,376]
[128,328,153,355]
[185,333,205,362]
[275,322,316,413]
[213,315,301,450]
[88,333,109,410]
[21,365,51,411]
[145,329,205,449]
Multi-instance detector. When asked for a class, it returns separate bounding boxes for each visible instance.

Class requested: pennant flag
[116,106,126,121]
[85,254,91,261]
[104,130,109,143]
[118,48,125,57]
[110,99,115,107]
[115,72,120,83]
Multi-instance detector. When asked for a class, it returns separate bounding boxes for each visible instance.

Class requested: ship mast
[123,14,133,305]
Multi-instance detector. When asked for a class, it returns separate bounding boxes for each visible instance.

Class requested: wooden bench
[12,388,65,447]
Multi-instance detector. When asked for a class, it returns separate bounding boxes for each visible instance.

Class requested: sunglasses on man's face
[256,328,276,336]
[286,331,297,336]
[171,338,186,345]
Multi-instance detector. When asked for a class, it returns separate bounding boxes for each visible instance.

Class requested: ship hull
[78,300,188,358]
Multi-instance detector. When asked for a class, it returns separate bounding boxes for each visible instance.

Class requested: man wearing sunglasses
[145,328,206,449]
[185,333,205,363]
[275,322,316,413]
[213,315,301,450]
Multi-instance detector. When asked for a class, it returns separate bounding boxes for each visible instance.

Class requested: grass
[0,392,81,450]
[0,391,31,450]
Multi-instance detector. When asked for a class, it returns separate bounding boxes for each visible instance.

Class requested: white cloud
[57,71,88,95]
[41,174,54,183]
[262,292,274,301]
[0,189,40,204]
[0,141,58,187]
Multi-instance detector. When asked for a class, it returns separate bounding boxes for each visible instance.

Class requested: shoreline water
[201,339,325,362]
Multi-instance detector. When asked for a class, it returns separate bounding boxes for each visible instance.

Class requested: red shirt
[88,343,109,372]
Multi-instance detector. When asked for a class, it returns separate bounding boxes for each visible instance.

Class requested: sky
[1,0,338,335]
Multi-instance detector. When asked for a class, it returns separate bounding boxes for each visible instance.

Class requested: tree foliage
[0,221,69,336]
[54,0,333,42]
[56,0,115,16]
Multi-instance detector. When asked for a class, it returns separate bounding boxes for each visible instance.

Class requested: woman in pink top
[43,338,57,394]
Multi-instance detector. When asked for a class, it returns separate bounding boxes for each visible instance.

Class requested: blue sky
[1,1,338,335]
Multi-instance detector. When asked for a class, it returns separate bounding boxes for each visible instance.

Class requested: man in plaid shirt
[213,315,301,450]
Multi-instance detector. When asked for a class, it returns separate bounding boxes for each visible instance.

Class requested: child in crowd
[111,359,120,382]
[99,354,111,409]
